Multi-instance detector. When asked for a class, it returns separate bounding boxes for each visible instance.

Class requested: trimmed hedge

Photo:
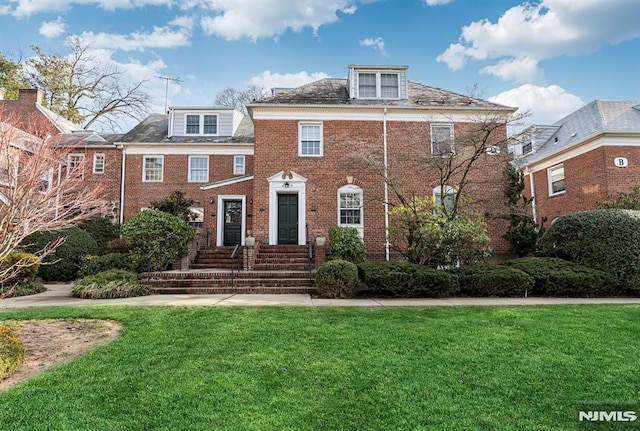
[78,253,136,278]
[328,226,366,264]
[536,209,640,293]
[358,261,457,297]
[72,270,151,299]
[0,328,24,380]
[452,264,535,297]
[505,257,618,297]
[1,251,40,285]
[315,259,360,298]
[22,227,98,281]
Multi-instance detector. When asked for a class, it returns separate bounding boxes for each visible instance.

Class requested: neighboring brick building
[248,65,516,260]
[514,100,640,223]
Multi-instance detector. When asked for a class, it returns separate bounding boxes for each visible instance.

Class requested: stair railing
[305,223,314,279]
[230,243,242,288]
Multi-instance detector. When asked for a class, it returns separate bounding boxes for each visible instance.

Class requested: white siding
[169,109,237,137]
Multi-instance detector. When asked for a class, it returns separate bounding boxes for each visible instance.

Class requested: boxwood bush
[505,257,617,297]
[536,209,640,293]
[1,251,40,285]
[358,261,457,297]
[77,253,136,278]
[72,269,151,299]
[452,264,535,297]
[0,327,24,380]
[22,227,98,281]
[315,259,360,298]
[328,226,366,264]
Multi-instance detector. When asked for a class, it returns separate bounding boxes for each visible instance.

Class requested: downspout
[383,106,390,261]
[528,169,537,223]
[119,146,126,224]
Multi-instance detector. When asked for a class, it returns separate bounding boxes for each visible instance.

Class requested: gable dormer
[347,65,408,100]
[167,106,244,138]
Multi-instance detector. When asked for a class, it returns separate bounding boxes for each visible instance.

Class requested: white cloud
[360,37,387,56]
[39,16,66,38]
[199,0,359,41]
[9,0,173,17]
[249,70,330,91]
[425,0,453,5]
[437,0,640,82]
[489,84,585,126]
[168,15,195,30]
[76,26,191,51]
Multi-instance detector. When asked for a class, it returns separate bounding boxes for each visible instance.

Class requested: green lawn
[1,305,639,430]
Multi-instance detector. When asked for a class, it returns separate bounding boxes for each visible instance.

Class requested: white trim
[337,184,364,230]
[201,175,254,190]
[142,155,164,182]
[92,153,105,174]
[216,195,246,247]
[67,153,85,180]
[188,155,209,183]
[547,164,566,196]
[234,155,246,175]
[121,146,253,156]
[430,123,455,156]
[184,113,219,136]
[357,71,401,100]
[298,121,323,157]
[0,191,8,205]
[268,171,307,245]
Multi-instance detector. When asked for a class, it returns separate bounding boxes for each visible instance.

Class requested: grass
[1,305,639,430]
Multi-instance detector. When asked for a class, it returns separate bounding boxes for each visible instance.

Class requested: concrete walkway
[1,284,640,309]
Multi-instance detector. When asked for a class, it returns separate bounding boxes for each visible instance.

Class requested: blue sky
[1,0,639,131]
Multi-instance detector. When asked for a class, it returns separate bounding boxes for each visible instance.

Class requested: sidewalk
[2,284,640,309]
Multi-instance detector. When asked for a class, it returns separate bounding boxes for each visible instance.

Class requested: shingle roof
[118,113,254,144]
[50,131,123,147]
[249,78,514,111]
[521,100,640,165]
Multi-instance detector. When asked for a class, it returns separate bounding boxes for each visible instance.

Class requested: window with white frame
[93,153,105,174]
[299,122,323,156]
[185,114,217,135]
[358,72,400,99]
[433,185,456,214]
[67,154,85,180]
[188,156,208,182]
[522,141,533,155]
[143,156,163,182]
[234,155,245,175]
[338,185,363,227]
[431,124,454,156]
[548,164,565,195]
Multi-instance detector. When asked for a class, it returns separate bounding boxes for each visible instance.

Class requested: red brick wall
[526,146,640,222]
[253,118,512,260]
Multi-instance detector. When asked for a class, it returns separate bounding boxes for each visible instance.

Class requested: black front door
[278,194,298,244]
[223,200,242,246]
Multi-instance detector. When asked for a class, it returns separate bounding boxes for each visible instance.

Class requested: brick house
[514,100,640,223]
[248,65,516,261]
[116,106,254,248]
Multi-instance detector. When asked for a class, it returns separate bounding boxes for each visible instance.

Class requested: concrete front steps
[142,269,316,294]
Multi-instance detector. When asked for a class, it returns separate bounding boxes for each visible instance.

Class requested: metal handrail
[230,243,242,287]
[305,223,313,278]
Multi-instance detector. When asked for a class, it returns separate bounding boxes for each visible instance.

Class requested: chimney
[17,88,44,105]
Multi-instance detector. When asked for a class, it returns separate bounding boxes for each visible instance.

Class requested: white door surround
[267,171,307,245]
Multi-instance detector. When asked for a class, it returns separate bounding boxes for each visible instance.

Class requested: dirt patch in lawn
[0,319,121,392]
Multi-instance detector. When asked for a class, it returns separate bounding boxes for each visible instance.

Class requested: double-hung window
[548,164,565,195]
[186,115,200,134]
[188,156,209,182]
[143,156,163,182]
[338,185,363,227]
[93,153,105,174]
[433,185,456,214]
[234,155,245,175]
[358,72,400,99]
[203,115,217,134]
[431,124,454,156]
[299,122,323,157]
[185,114,217,135]
[67,154,85,180]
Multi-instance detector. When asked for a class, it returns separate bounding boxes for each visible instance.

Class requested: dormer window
[357,71,400,99]
[185,114,218,135]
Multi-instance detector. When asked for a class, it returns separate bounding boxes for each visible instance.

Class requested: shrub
[1,282,46,298]
[78,217,120,254]
[78,253,136,278]
[120,210,195,272]
[105,238,133,254]
[1,251,40,285]
[505,257,617,297]
[72,269,151,299]
[536,209,640,293]
[315,260,360,298]
[22,227,98,282]
[0,328,24,380]
[452,264,535,297]
[358,261,457,297]
[328,226,366,264]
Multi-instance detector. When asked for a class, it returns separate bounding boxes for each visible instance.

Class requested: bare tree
[215,85,268,115]
[0,115,107,293]
[27,37,151,132]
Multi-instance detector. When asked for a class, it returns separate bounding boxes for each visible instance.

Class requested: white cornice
[122,145,253,155]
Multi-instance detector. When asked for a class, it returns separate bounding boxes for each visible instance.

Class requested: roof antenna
[155,76,183,113]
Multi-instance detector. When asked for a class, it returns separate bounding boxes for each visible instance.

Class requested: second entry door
[277,194,298,244]
[223,200,242,246]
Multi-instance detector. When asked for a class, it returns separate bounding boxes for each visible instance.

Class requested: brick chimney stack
[17,88,44,105]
